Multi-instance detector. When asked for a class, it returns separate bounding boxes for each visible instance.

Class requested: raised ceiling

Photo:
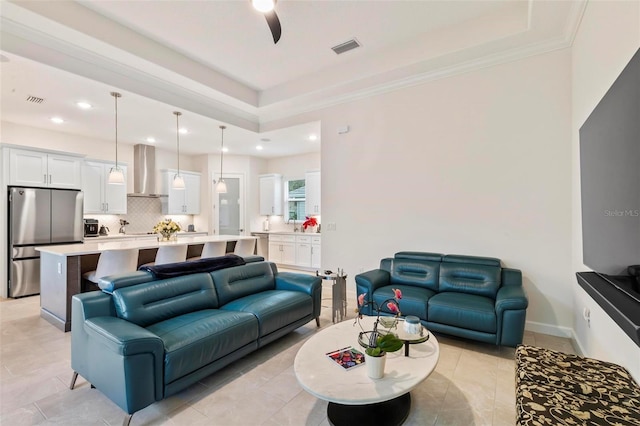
[0,0,584,156]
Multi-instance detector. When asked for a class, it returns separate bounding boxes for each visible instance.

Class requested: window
[285,179,305,222]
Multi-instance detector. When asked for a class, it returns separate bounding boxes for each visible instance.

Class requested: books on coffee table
[326,346,365,371]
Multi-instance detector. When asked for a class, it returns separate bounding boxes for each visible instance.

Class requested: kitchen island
[36,234,257,331]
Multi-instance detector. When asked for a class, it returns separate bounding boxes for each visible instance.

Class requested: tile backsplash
[85,197,194,235]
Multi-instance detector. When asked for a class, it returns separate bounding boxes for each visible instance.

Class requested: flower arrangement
[153,219,181,240]
[355,289,404,357]
[302,216,318,231]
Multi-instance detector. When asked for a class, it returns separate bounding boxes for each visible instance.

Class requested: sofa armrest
[501,267,522,287]
[275,272,323,320]
[84,317,164,357]
[495,285,528,313]
[355,269,391,315]
[496,285,528,347]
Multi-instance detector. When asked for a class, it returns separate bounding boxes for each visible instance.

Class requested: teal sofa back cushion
[381,257,441,292]
[112,273,218,327]
[210,261,276,306]
[439,255,501,298]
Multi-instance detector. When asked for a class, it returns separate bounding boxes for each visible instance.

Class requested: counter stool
[142,244,188,267]
[188,241,227,261]
[82,248,140,291]
[232,239,256,257]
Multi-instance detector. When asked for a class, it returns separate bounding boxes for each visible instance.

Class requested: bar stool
[188,241,227,261]
[142,244,188,267]
[233,239,256,257]
[82,248,139,290]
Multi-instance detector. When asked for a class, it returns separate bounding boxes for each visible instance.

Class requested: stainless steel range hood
[127,144,167,198]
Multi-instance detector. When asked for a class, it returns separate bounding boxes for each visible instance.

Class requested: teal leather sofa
[355,252,528,347]
[70,259,321,425]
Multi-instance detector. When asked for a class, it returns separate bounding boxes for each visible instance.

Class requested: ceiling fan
[252,0,282,44]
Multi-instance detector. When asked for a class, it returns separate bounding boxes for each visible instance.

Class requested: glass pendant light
[107,92,125,185]
[252,0,275,13]
[215,125,228,193]
[172,111,185,190]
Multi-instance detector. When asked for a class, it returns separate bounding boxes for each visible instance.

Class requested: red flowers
[358,293,366,306]
[302,216,318,230]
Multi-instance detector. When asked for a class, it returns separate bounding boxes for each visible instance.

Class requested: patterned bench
[515,345,640,425]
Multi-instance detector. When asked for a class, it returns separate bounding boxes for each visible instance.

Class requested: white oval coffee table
[294,316,440,426]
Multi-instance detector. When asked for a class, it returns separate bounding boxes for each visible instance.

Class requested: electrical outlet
[326,222,337,231]
[583,307,591,328]
[57,262,61,274]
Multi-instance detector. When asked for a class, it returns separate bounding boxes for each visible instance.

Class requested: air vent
[26,96,44,104]
[331,38,361,55]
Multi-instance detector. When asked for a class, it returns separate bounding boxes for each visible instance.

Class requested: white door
[214,173,245,235]
[82,161,105,213]
[47,154,82,189]
[104,164,127,214]
[9,149,48,187]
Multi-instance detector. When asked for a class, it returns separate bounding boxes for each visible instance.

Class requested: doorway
[214,173,245,235]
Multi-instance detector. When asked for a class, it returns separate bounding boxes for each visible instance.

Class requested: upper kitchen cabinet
[259,174,283,216]
[7,147,83,189]
[161,170,201,214]
[305,171,321,216]
[82,160,127,214]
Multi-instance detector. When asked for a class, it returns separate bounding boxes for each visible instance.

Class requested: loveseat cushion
[439,260,501,298]
[147,309,258,385]
[112,274,218,327]
[380,258,441,292]
[210,261,276,306]
[221,290,313,337]
[428,292,496,333]
[373,285,435,319]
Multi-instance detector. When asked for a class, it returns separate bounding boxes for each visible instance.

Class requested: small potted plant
[301,216,318,233]
[355,289,404,378]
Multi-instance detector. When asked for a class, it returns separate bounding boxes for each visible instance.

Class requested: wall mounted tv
[579,47,639,299]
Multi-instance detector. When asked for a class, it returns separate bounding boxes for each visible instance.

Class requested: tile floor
[0,281,576,426]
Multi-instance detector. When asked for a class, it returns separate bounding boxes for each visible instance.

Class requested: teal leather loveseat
[355,252,528,347]
[70,258,321,425]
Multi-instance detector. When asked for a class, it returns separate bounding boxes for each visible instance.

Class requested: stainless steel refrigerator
[8,187,83,298]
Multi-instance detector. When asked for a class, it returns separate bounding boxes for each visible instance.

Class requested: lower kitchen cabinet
[311,236,321,269]
[268,234,296,265]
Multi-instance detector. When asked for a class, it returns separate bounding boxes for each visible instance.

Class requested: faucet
[287,218,299,232]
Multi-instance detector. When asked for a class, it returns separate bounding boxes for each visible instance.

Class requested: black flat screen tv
[579,47,640,301]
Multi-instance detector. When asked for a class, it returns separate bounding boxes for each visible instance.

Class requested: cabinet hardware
[44,174,47,184]
[49,174,52,184]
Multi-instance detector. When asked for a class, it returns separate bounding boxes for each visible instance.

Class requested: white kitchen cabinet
[311,235,321,269]
[295,235,312,267]
[259,174,283,216]
[161,170,201,214]
[268,234,296,265]
[82,160,127,214]
[8,148,82,189]
[305,171,321,215]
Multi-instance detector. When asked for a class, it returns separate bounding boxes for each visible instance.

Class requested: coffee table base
[327,392,411,426]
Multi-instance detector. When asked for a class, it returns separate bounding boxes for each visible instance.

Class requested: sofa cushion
[210,261,276,306]
[428,292,496,333]
[394,252,443,262]
[112,274,218,327]
[147,309,259,385]
[373,285,434,320]
[221,290,312,337]
[380,258,440,292]
[439,261,501,298]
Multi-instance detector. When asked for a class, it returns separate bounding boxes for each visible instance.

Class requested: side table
[317,270,347,322]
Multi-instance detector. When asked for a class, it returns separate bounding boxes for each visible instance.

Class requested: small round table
[294,316,439,426]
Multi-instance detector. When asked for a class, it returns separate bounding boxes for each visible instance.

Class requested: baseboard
[525,320,573,339]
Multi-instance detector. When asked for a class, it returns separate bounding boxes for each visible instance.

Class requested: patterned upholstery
[515,345,640,426]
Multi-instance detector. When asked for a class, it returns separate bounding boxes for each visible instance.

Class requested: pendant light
[215,125,228,193]
[172,111,185,190]
[107,92,125,185]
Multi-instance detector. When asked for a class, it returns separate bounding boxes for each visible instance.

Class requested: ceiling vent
[331,38,361,55]
[26,95,44,104]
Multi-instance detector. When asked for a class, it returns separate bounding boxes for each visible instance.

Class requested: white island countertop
[36,234,257,256]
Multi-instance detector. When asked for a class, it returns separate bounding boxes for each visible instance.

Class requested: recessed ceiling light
[179,128,188,134]
[76,101,92,110]
[50,117,64,124]
[146,137,156,143]
[222,147,229,153]
[309,134,318,141]
[256,145,264,151]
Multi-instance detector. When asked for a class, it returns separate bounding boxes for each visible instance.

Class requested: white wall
[263,48,574,334]
[571,0,640,380]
